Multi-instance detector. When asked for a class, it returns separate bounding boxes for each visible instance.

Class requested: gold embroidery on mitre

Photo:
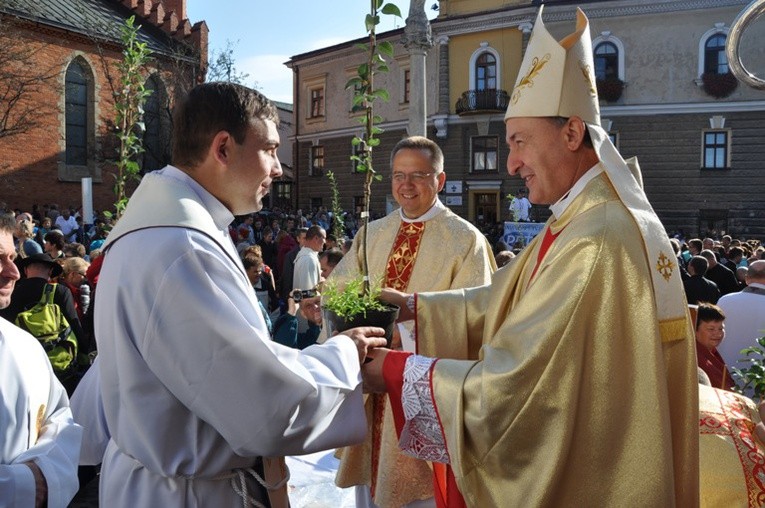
[656,252,675,281]
[579,62,597,96]
[35,404,45,443]
[511,53,551,104]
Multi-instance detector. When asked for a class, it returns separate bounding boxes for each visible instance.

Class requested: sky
[186,1,439,104]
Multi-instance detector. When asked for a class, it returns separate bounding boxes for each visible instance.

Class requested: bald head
[747,260,765,284]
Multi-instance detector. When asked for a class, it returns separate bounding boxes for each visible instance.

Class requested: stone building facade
[0,0,207,213]
[288,0,765,239]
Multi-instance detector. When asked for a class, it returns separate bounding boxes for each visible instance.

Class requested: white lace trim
[399,355,450,464]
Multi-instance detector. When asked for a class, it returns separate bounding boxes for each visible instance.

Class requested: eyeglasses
[391,172,435,183]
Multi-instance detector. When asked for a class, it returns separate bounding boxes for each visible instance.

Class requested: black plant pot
[327,304,400,348]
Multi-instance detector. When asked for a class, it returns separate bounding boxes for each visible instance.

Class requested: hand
[342,327,387,365]
[362,347,390,393]
[380,288,413,321]
[24,461,47,508]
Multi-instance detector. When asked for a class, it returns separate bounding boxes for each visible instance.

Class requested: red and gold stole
[371,220,425,497]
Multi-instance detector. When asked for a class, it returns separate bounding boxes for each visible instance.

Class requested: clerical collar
[399,198,446,223]
[160,165,234,232]
[549,163,605,220]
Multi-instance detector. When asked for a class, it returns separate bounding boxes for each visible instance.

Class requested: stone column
[402,0,434,137]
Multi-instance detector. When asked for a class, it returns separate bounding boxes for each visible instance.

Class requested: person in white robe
[0,212,82,508]
[91,83,386,507]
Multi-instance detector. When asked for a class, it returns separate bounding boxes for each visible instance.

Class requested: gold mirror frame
[726,0,765,90]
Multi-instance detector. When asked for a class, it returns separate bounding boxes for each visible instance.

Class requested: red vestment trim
[529,226,563,282]
[371,221,425,497]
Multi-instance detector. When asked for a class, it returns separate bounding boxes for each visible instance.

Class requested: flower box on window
[701,72,738,99]
[596,77,624,103]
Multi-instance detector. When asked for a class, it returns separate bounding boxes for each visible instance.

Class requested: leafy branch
[111,16,153,220]
[731,335,765,401]
[344,0,401,295]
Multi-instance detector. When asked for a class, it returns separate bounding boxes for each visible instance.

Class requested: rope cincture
[213,464,291,508]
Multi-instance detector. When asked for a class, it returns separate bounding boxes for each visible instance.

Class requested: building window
[475,52,497,90]
[142,75,170,173]
[310,145,324,176]
[310,87,325,118]
[65,60,89,165]
[273,181,292,208]
[608,131,619,149]
[702,130,729,169]
[403,69,411,104]
[594,42,619,81]
[353,196,365,215]
[704,34,728,75]
[471,136,498,172]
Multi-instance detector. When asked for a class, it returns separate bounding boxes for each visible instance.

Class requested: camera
[290,289,318,302]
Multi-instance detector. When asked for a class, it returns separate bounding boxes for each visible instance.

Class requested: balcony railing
[455,89,510,115]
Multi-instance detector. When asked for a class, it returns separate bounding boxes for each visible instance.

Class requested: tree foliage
[346,0,401,294]
[109,16,153,220]
[0,15,60,139]
[206,39,255,87]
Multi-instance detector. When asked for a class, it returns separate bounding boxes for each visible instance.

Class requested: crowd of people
[3,7,765,508]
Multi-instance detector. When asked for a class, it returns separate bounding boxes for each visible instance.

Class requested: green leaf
[381,3,402,17]
[374,174,383,182]
[377,64,390,73]
[357,63,369,79]
[351,137,362,146]
[365,14,380,32]
[375,0,384,9]
[371,126,384,135]
[345,77,362,89]
[373,89,390,101]
[368,138,381,147]
[378,41,395,58]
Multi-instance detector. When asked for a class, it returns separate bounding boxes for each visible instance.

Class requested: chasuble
[403,173,698,506]
[332,203,495,508]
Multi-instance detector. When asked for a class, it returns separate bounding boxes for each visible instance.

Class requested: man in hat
[0,213,83,508]
[363,7,698,506]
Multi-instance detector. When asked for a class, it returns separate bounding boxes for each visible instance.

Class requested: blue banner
[503,221,544,248]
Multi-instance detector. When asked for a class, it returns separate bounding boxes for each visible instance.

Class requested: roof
[0,0,195,58]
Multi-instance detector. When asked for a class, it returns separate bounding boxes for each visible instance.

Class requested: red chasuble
[697,343,735,391]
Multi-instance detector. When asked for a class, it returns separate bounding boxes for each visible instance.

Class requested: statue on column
[403,0,433,50]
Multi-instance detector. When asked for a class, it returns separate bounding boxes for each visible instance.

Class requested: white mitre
[506,6,689,341]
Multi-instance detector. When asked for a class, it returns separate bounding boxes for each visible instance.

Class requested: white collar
[398,198,446,223]
[549,163,604,220]
[160,166,234,232]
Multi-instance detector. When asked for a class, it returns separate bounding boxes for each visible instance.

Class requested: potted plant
[701,71,739,99]
[322,0,401,346]
[731,336,765,401]
[596,77,624,103]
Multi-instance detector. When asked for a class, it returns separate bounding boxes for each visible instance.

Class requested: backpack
[15,283,79,377]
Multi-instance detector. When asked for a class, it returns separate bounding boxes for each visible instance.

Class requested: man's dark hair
[319,248,344,268]
[688,238,703,253]
[390,135,444,173]
[44,230,66,250]
[688,255,708,276]
[306,225,325,241]
[0,212,15,235]
[728,246,744,259]
[172,82,279,168]
[295,227,308,238]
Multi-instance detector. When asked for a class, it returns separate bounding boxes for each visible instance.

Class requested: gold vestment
[332,206,495,508]
[415,174,698,506]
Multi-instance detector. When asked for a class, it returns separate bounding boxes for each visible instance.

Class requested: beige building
[287,0,765,239]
